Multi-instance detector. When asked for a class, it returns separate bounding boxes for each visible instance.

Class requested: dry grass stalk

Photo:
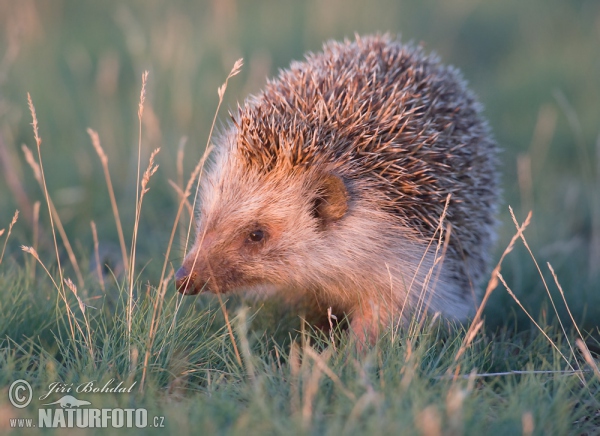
[303,346,355,401]
[327,307,337,351]
[176,136,187,196]
[508,208,578,365]
[132,71,149,241]
[90,221,105,292]
[22,151,85,287]
[400,340,415,390]
[140,59,243,392]
[167,180,193,216]
[496,272,578,376]
[235,307,256,384]
[438,369,586,380]
[216,292,242,367]
[0,132,33,224]
[289,342,301,415]
[576,338,600,379]
[398,194,450,338]
[87,128,129,273]
[176,136,189,250]
[517,153,533,215]
[184,58,243,257]
[415,405,441,436]
[141,148,160,193]
[153,143,213,310]
[26,93,64,293]
[24,98,85,288]
[21,245,58,290]
[446,385,466,436]
[522,412,535,436]
[21,144,40,180]
[452,208,532,367]
[417,221,452,332]
[547,262,592,358]
[128,71,149,362]
[127,146,160,351]
[0,209,18,265]
[32,200,40,280]
[64,277,95,363]
[408,194,451,302]
[301,352,324,428]
[344,388,380,432]
[21,245,77,349]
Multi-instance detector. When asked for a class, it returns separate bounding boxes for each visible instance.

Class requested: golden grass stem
[415,406,441,436]
[128,71,149,361]
[139,149,213,394]
[0,209,18,265]
[127,147,159,340]
[403,193,451,337]
[21,245,77,353]
[547,262,598,378]
[27,93,65,294]
[176,136,187,197]
[508,208,578,366]
[522,412,535,436]
[167,180,194,216]
[87,128,130,273]
[517,153,533,214]
[576,338,600,379]
[64,277,95,364]
[438,369,586,379]
[496,272,579,378]
[32,200,40,280]
[301,351,324,428]
[90,221,105,292]
[176,136,188,249]
[0,132,33,225]
[303,346,356,401]
[183,59,243,257]
[327,307,337,351]
[547,262,585,343]
[217,292,243,367]
[235,307,256,383]
[418,222,452,332]
[26,94,85,306]
[140,59,243,392]
[21,138,85,288]
[452,208,532,366]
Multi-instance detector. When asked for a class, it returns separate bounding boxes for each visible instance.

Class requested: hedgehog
[175,34,499,345]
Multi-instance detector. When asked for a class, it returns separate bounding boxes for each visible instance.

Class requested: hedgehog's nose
[175,266,198,294]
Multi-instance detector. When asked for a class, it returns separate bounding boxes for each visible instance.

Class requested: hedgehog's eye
[247,229,265,243]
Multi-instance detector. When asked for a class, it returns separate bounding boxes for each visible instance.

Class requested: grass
[0,0,600,434]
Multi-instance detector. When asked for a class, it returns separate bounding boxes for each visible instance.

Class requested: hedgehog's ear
[312,173,349,227]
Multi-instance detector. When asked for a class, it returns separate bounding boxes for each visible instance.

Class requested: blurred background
[0,0,598,327]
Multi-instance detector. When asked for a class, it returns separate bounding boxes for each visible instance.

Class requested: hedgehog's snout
[176,231,220,294]
[175,265,200,294]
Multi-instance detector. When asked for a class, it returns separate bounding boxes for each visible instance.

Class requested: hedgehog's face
[175,164,349,295]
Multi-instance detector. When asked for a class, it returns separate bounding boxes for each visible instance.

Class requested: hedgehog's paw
[348,304,387,352]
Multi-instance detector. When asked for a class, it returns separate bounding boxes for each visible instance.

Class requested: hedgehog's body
[176,35,499,344]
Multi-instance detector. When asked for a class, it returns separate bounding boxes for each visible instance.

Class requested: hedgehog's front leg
[348,302,388,349]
